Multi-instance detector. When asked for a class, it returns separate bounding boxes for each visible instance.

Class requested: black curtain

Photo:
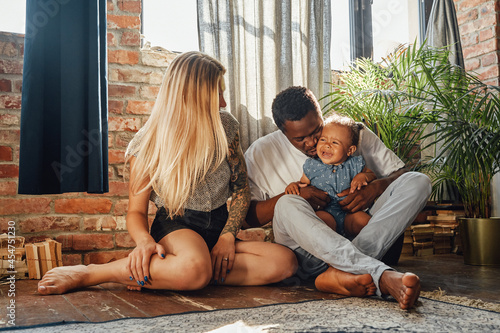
[18,0,108,194]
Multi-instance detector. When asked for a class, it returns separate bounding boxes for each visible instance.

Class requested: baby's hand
[285,182,301,195]
[350,173,370,193]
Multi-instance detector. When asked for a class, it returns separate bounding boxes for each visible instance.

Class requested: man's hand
[338,179,383,213]
[299,185,330,210]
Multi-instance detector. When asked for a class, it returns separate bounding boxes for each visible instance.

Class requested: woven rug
[7,296,500,333]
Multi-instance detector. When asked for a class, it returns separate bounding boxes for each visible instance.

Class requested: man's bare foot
[379,271,420,310]
[315,266,377,297]
[38,265,91,295]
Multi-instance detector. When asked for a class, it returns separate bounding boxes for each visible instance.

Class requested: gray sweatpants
[273,172,432,295]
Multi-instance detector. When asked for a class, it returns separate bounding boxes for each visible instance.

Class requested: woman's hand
[210,232,236,284]
[127,236,165,286]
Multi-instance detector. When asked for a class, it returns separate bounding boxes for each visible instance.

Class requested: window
[141,0,198,52]
[331,0,433,70]
[0,0,26,34]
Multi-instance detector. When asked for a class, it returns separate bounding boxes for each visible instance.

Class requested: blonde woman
[38,52,297,294]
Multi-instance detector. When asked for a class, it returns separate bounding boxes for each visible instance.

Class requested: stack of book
[427,209,465,254]
[25,240,63,279]
[401,227,414,255]
[411,224,434,256]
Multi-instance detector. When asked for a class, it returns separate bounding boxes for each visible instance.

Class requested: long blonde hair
[126,52,228,217]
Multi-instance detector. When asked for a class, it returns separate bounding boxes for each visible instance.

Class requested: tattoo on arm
[222,131,250,238]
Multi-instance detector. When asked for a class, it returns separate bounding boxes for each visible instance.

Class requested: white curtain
[197,0,331,150]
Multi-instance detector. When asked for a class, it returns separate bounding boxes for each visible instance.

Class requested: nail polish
[144,276,148,282]
[129,276,133,281]
[161,254,165,258]
[140,281,145,286]
[137,280,141,286]
[221,278,225,283]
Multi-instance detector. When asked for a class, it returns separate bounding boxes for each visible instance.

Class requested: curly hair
[324,113,364,146]
[271,86,321,132]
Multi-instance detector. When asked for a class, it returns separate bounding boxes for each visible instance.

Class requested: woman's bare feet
[379,271,420,310]
[315,266,377,297]
[38,265,91,295]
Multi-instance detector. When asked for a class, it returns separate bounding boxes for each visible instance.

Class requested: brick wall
[0,0,176,266]
[454,0,500,85]
[0,0,499,266]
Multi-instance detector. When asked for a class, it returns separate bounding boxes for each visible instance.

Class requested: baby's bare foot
[38,265,90,295]
[315,266,377,297]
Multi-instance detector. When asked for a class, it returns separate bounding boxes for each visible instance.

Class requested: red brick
[108,50,139,65]
[0,59,23,74]
[0,114,19,126]
[0,181,17,195]
[107,15,141,30]
[74,234,114,250]
[54,198,112,214]
[0,218,16,234]
[116,232,136,248]
[107,0,114,12]
[19,216,80,233]
[109,100,124,114]
[0,41,17,57]
[479,28,495,42]
[83,250,131,264]
[108,84,136,97]
[139,86,160,100]
[120,31,141,46]
[0,95,22,109]
[118,0,141,13]
[0,198,52,215]
[62,254,82,266]
[109,68,163,84]
[115,132,134,148]
[0,164,19,178]
[463,39,497,59]
[107,32,117,47]
[0,130,20,144]
[108,117,141,132]
[108,181,129,196]
[457,8,478,25]
[477,65,500,82]
[473,14,497,30]
[0,146,13,161]
[12,80,22,93]
[114,199,129,215]
[481,52,499,67]
[458,0,485,11]
[0,79,12,92]
[84,215,117,231]
[108,149,125,164]
[24,235,53,244]
[461,33,479,48]
[126,100,155,114]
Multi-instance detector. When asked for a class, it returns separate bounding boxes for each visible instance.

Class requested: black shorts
[150,204,228,251]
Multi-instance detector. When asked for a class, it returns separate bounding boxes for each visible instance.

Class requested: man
[244,86,432,309]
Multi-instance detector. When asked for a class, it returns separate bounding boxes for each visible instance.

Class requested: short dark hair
[324,113,364,146]
[272,86,321,132]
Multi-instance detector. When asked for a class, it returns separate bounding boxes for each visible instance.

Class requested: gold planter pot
[459,217,500,266]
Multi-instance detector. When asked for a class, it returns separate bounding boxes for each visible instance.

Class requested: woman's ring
[222,258,228,261]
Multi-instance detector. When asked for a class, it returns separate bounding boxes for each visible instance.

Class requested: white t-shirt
[244,128,405,201]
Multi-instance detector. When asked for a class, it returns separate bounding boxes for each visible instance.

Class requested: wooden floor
[1,253,499,328]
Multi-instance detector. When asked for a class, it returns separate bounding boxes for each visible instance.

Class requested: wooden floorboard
[1,253,499,328]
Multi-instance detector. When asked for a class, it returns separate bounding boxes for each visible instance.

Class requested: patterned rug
[7,295,500,333]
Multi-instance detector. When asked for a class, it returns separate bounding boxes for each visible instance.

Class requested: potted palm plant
[418,65,500,265]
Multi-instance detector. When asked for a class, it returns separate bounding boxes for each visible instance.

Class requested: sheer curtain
[197,0,331,150]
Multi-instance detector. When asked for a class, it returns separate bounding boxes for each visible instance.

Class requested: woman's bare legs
[223,241,298,286]
[38,229,213,295]
[38,233,298,294]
